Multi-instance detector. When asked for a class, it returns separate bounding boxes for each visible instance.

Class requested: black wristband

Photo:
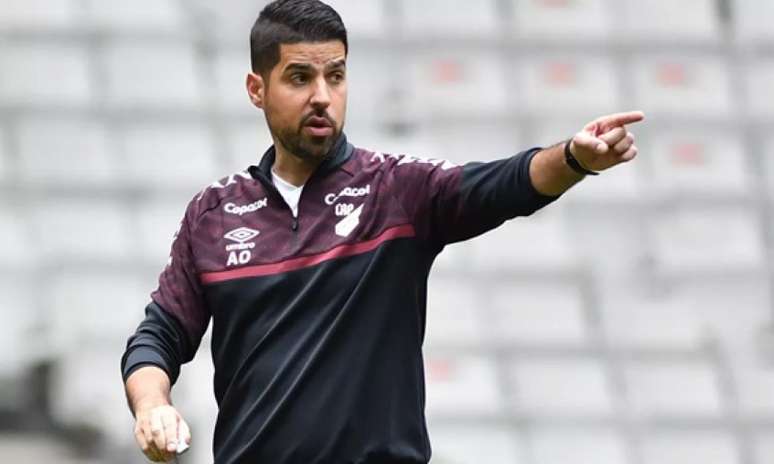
[564,141,599,176]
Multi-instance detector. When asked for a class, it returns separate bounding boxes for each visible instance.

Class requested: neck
[272,143,323,187]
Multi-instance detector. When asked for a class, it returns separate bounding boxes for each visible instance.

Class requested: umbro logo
[224,227,260,244]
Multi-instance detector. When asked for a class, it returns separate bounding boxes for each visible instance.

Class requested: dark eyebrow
[326,60,346,71]
[284,63,314,74]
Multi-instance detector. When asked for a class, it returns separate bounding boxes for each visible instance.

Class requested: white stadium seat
[509,358,614,416]
[766,136,774,198]
[511,0,612,40]
[213,50,255,114]
[134,198,188,263]
[624,361,723,417]
[632,55,733,117]
[520,55,620,116]
[0,205,31,268]
[745,60,774,118]
[755,433,774,464]
[322,0,386,38]
[120,123,218,189]
[641,431,740,464]
[531,427,627,464]
[470,209,575,273]
[620,0,720,42]
[425,278,487,348]
[104,42,202,109]
[47,272,150,346]
[400,0,499,37]
[50,347,139,446]
[424,354,502,416]
[343,45,396,131]
[84,0,183,32]
[0,0,77,29]
[650,207,764,276]
[228,122,275,170]
[0,43,92,107]
[409,52,507,118]
[0,130,7,180]
[17,118,115,186]
[647,131,750,198]
[732,0,774,43]
[30,199,131,260]
[0,281,37,377]
[488,283,587,345]
[429,425,524,464]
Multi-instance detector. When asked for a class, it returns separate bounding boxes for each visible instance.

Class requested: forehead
[277,41,347,70]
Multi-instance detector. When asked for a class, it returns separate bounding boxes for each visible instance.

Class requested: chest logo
[224,227,259,267]
[335,205,364,238]
[224,198,268,216]
[325,184,370,205]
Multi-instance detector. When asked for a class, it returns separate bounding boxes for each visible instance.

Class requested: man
[121,0,643,462]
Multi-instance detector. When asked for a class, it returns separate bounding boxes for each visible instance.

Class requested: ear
[246,72,265,109]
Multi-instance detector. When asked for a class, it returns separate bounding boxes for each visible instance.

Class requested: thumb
[573,131,609,154]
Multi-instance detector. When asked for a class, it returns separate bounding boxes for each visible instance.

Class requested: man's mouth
[303,116,334,137]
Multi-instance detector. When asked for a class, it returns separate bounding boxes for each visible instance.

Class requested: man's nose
[310,76,331,109]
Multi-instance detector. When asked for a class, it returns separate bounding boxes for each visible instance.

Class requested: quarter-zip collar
[249,133,353,183]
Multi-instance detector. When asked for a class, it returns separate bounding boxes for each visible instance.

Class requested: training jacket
[121,134,559,464]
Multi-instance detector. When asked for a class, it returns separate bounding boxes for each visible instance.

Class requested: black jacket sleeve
[121,301,197,384]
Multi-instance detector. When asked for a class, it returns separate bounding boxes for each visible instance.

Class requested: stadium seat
[647,131,750,199]
[0,43,92,107]
[732,0,774,43]
[520,55,620,116]
[30,198,131,261]
[47,272,150,346]
[0,205,31,268]
[650,207,764,276]
[84,0,183,32]
[632,55,733,117]
[424,354,502,416]
[470,208,576,273]
[408,52,508,118]
[0,281,36,378]
[120,123,218,189]
[429,425,523,464]
[640,431,740,464]
[49,347,138,446]
[343,45,396,130]
[598,283,706,350]
[0,0,77,30]
[755,432,774,464]
[624,361,723,417]
[745,60,774,118]
[399,0,499,37]
[425,278,487,348]
[133,198,188,263]
[0,130,7,180]
[530,427,628,464]
[509,358,614,416]
[511,0,612,40]
[620,0,721,42]
[321,0,386,38]
[17,118,115,186]
[103,42,202,109]
[228,122,275,169]
[488,283,587,345]
[213,49,255,115]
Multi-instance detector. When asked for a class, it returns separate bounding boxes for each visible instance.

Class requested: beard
[268,111,342,163]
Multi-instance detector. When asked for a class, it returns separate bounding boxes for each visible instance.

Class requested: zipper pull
[291,217,299,232]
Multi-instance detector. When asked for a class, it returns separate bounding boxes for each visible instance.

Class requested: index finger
[597,111,645,131]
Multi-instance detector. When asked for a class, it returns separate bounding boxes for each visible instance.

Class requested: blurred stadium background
[1,0,774,462]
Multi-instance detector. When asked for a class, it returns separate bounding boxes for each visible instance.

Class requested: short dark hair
[250,0,348,76]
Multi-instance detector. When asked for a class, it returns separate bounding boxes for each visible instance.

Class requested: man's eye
[290,74,308,84]
[329,72,345,83]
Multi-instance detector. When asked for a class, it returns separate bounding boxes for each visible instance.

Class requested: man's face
[252,41,347,162]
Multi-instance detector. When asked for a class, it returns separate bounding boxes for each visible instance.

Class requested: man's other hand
[134,403,191,462]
